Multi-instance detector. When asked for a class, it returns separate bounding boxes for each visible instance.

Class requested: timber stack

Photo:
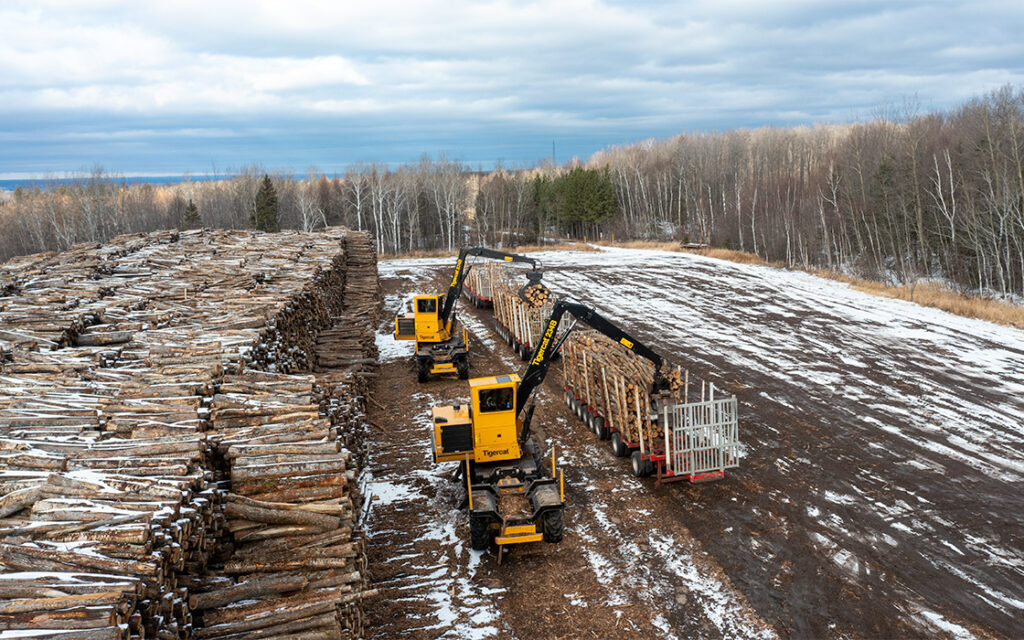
[0,227,379,639]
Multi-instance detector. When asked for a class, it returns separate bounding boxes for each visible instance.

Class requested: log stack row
[0,228,379,639]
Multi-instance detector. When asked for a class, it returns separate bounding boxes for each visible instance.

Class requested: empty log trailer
[562,329,740,483]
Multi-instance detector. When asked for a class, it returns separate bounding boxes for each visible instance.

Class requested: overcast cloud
[1,0,1022,176]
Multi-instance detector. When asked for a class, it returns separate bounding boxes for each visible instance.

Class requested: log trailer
[430,299,670,559]
[394,247,543,382]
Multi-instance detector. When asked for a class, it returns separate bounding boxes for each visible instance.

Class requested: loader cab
[470,374,522,463]
[394,294,448,342]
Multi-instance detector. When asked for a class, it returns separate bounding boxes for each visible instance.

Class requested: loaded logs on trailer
[490,265,556,360]
[561,329,740,482]
[0,228,379,639]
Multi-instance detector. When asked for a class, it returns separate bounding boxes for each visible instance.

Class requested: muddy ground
[361,249,1023,639]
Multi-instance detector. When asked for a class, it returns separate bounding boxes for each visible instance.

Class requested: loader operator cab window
[478,387,514,413]
[417,298,437,315]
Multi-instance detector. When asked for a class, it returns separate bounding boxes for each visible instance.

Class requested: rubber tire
[577,403,587,421]
[520,344,530,362]
[631,450,653,477]
[564,390,574,408]
[470,517,491,551]
[416,358,429,383]
[585,411,596,432]
[611,432,628,457]
[542,509,564,543]
[594,416,610,440]
[456,357,470,380]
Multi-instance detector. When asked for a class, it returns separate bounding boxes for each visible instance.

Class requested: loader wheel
[470,517,492,551]
[594,416,609,440]
[611,432,628,457]
[416,358,430,383]
[542,509,564,543]
[631,450,653,477]
[456,357,470,380]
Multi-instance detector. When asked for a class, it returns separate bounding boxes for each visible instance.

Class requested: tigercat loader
[430,299,669,560]
[394,247,543,382]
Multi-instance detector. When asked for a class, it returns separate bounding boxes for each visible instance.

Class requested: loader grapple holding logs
[0,227,380,639]
[562,330,740,483]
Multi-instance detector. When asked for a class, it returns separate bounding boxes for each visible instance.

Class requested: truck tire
[611,432,628,457]
[416,358,430,383]
[631,450,653,477]
[594,416,609,440]
[564,389,573,408]
[456,356,470,380]
[470,517,491,551]
[542,509,564,543]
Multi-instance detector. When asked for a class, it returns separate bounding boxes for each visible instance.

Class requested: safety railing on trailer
[663,394,740,477]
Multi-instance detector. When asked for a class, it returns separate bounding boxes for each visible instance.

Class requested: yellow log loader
[430,299,669,559]
[394,247,543,382]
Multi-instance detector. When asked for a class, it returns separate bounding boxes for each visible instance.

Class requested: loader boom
[516,300,664,415]
[439,247,541,327]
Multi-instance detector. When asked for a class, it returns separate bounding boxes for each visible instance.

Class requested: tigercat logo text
[531,319,558,365]
[449,258,464,287]
[619,337,634,349]
[482,448,510,458]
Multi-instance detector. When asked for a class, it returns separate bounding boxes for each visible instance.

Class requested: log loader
[430,298,669,559]
[394,247,544,382]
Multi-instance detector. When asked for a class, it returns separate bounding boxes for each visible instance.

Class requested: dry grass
[809,270,1024,329]
[690,247,769,265]
[594,239,681,252]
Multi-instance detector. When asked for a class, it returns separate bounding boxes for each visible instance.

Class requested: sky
[1,0,1023,178]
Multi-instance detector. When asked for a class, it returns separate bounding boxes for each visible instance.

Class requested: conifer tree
[182,198,200,229]
[252,175,280,232]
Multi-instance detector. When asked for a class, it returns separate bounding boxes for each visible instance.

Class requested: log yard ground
[1,234,1021,639]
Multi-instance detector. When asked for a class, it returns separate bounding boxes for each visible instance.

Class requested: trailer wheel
[611,432,628,457]
[564,390,573,408]
[594,416,609,440]
[416,357,430,383]
[520,344,530,362]
[630,450,653,477]
[542,509,564,543]
[469,516,492,551]
[456,357,470,380]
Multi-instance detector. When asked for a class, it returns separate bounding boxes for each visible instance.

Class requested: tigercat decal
[503,256,513,260]
[531,319,559,365]
[482,448,510,458]
[450,258,464,287]
[620,337,634,349]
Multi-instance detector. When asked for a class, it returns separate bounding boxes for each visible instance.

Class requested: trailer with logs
[490,265,555,361]
[561,330,739,483]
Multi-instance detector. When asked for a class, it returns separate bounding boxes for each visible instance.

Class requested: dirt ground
[361,250,1023,640]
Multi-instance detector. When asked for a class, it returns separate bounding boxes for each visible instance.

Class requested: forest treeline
[1,86,1022,296]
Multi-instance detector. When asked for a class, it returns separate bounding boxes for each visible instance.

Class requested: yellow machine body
[394,295,452,343]
[430,374,523,464]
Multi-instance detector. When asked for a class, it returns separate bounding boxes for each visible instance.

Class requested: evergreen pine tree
[182,198,200,229]
[252,175,280,232]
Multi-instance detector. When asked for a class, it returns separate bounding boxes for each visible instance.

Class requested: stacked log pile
[315,234,380,374]
[190,369,371,639]
[0,227,378,639]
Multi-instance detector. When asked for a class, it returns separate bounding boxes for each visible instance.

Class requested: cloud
[0,0,1022,173]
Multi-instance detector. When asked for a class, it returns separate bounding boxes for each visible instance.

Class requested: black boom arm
[515,300,664,415]
[439,247,541,324]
